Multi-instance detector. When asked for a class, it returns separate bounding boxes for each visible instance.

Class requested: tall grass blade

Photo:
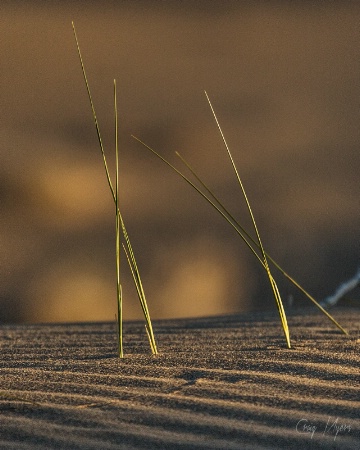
[72,22,113,198]
[122,242,158,354]
[175,152,348,335]
[72,22,158,355]
[132,136,347,339]
[131,136,266,266]
[114,79,123,358]
[132,135,289,348]
[205,92,290,348]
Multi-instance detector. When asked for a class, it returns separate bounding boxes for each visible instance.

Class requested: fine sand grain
[0,307,359,449]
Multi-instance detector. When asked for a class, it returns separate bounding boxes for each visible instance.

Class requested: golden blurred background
[1,1,359,324]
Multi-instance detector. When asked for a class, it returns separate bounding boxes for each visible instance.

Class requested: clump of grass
[72,22,158,357]
[132,92,348,347]
[173,151,347,335]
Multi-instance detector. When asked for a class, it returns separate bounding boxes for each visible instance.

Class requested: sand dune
[0,307,358,449]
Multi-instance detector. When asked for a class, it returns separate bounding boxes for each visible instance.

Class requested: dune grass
[174,152,348,335]
[71,23,347,351]
[205,92,290,348]
[72,22,158,357]
[114,79,123,358]
[132,93,348,346]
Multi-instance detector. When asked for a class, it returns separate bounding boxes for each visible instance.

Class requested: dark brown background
[1,1,359,323]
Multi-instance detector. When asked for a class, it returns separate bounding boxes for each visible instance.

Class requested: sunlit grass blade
[114,79,123,358]
[133,136,294,344]
[206,92,290,347]
[72,22,113,198]
[132,135,289,347]
[132,136,347,339]
[122,241,158,354]
[132,136,269,267]
[175,152,348,335]
[204,92,263,259]
[72,22,158,355]
[269,274,289,345]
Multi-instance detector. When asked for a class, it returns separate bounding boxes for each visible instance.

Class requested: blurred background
[1,1,359,324]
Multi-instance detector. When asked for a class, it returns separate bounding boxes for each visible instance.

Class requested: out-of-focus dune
[0,1,359,323]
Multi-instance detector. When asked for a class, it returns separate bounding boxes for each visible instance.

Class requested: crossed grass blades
[72,23,158,358]
[72,23,347,351]
[132,92,348,348]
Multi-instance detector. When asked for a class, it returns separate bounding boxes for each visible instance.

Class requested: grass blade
[201,92,290,347]
[132,137,347,338]
[122,241,158,355]
[114,79,123,358]
[175,152,348,335]
[204,92,263,259]
[72,22,158,355]
[72,22,114,199]
[133,134,289,348]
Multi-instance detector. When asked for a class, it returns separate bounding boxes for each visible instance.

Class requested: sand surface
[0,307,359,449]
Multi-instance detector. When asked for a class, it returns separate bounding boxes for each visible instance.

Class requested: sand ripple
[0,308,359,449]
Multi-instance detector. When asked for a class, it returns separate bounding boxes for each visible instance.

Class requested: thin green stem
[114,79,123,358]
[132,136,347,337]
[132,136,264,266]
[205,92,290,348]
[122,242,158,354]
[175,152,348,335]
[72,22,114,201]
[204,92,263,260]
[72,22,158,355]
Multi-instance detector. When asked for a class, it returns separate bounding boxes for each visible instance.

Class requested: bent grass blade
[122,241,158,355]
[131,137,265,266]
[132,135,291,349]
[131,137,348,337]
[175,152,348,335]
[72,22,158,356]
[205,92,290,346]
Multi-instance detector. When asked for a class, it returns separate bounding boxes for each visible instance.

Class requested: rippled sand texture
[0,308,358,449]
